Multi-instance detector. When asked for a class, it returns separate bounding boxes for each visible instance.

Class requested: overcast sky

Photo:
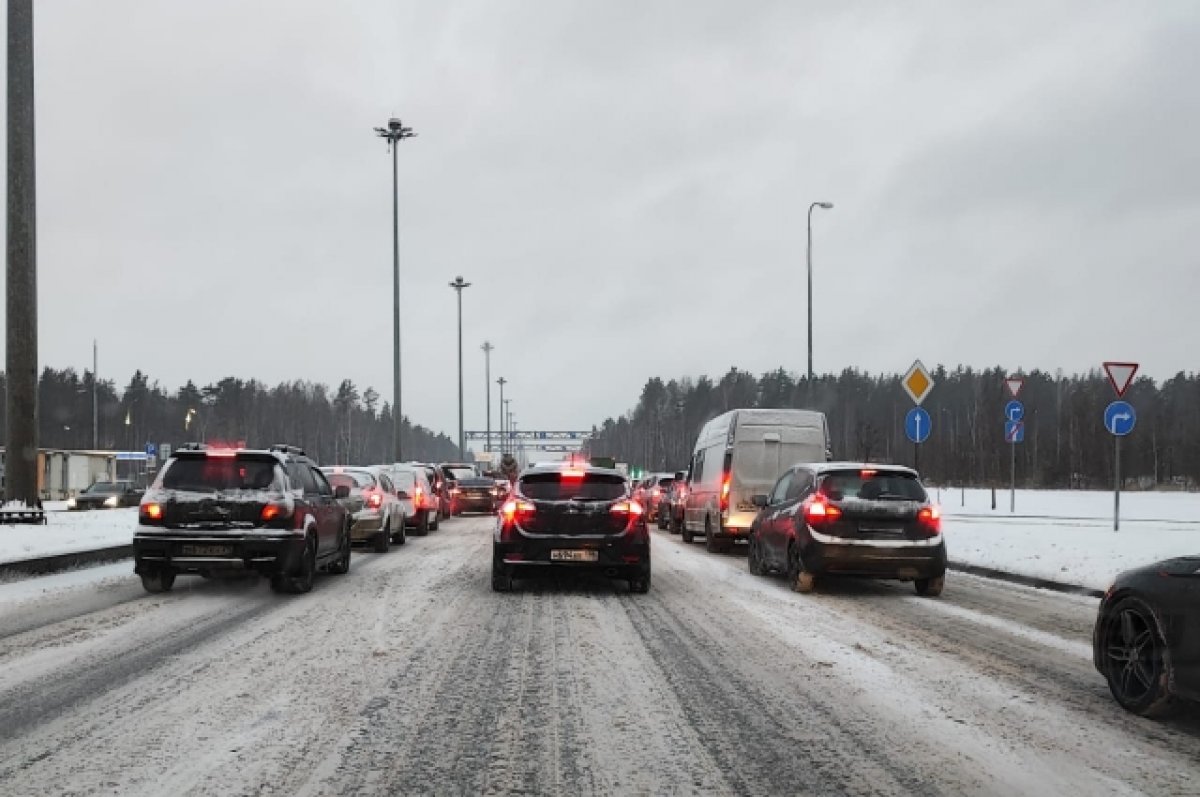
[3,1,1198,441]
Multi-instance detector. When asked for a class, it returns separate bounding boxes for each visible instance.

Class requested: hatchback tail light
[803,496,842,526]
[366,492,383,509]
[917,505,941,534]
[413,487,424,508]
[139,501,163,524]
[501,499,536,524]
[610,499,645,517]
[260,498,294,525]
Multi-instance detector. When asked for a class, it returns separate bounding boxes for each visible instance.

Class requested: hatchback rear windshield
[818,471,926,502]
[324,471,376,491]
[520,472,627,501]
[161,456,279,492]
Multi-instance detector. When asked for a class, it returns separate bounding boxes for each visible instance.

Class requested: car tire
[656,512,668,531]
[415,510,429,536]
[681,519,694,544]
[704,517,723,554]
[748,534,766,576]
[393,514,407,545]
[430,510,440,531]
[491,550,514,592]
[787,543,816,594]
[669,512,682,535]
[140,569,176,594]
[328,525,352,575]
[373,519,391,553]
[1100,596,1177,717]
[629,565,651,594]
[272,536,316,594]
[915,575,944,597]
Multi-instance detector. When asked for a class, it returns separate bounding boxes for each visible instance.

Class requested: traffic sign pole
[1114,435,1121,532]
[1010,439,1016,513]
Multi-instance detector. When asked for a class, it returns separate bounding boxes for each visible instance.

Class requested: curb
[0,545,132,579]
[949,561,1104,599]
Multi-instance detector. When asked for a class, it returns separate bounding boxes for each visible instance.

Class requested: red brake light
[611,499,644,516]
[804,497,842,525]
[261,501,291,523]
[652,487,662,498]
[140,502,163,521]
[917,505,941,533]
[206,449,236,458]
[501,499,536,523]
[562,468,586,479]
[367,492,383,509]
[414,487,424,508]
[720,476,731,510]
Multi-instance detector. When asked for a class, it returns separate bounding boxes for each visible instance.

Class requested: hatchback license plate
[550,549,598,562]
[180,544,234,557]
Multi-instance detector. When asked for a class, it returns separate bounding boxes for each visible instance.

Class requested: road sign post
[901,361,934,473]
[1004,377,1024,513]
[1102,362,1138,531]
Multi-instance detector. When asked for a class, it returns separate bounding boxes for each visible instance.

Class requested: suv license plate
[550,549,598,562]
[180,544,234,557]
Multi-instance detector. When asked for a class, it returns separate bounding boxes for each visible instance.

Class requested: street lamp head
[388,117,403,132]
[449,276,472,290]
[817,202,834,209]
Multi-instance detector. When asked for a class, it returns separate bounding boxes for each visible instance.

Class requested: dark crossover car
[454,474,504,514]
[67,480,143,510]
[1093,556,1200,717]
[492,463,651,593]
[133,444,352,595]
[748,463,946,596]
[440,462,480,515]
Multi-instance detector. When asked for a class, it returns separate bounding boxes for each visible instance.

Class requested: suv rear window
[818,471,927,502]
[443,466,476,480]
[520,472,626,501]
[161,456,280,492]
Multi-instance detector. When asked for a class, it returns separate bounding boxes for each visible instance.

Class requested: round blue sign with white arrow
[1104,401,1136,437]
[1004,400,1024,422]
[905,407,932,444]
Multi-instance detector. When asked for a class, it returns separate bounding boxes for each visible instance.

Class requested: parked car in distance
[67,480,143,510]
[1093,556,1200,717]
[321,466,406,552]
[682,408,831,553]
[748,463,945,596]
[385,465,439,535]
[133,444,351,595]
[492,463,651,593]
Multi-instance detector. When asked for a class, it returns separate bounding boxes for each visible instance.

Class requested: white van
[681,408,831,552]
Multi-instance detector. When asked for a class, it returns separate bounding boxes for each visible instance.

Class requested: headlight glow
[67,497,77,508]
[103,496,118,508]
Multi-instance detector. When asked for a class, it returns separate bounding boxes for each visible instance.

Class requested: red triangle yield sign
[1102,362,1139,397]
[1005,377,1024,399]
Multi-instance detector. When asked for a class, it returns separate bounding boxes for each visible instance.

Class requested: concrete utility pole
[497,377,507,454]
[6,0,38,505]
[374,117,416,462]
[449,276,471,456]
[806,201,834,389]
[482,342,494,453]
[92,340,98,449]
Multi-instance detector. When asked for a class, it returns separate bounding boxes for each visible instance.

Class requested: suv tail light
[413,486,424,508]
[917,505,941,534]
[803,496,842,526]
[366,492,383,509]
[610,499,644,517]
[261,499,294,525]
[139,501,163,524]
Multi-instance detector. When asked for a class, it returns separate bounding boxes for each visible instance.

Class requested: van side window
[786,470,813,502]
[769,471,793,504]
[693,450,705,485]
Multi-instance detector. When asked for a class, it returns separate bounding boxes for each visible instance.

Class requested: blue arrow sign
[1004,420,1025,443]
[1004,400,1024,422]
[905,407,931,444]
[145,442,156,457]
[1104,401,1136,437]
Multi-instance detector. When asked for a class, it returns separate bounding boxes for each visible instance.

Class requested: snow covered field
[937,488,1200,592]
[0,504,135,566]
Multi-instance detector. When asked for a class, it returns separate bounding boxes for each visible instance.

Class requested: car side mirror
[334,485,351,499]
[751,494,769,508]
[674,471,685,481]
[396,490,410,500]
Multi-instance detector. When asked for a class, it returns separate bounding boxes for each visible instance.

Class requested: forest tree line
[586,366,1200,490]
[0,367,461,465]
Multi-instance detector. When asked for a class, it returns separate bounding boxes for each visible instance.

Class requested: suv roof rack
[176,442,206,452]
[268,444,306,457]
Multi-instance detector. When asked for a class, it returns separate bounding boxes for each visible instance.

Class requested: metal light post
[449,276,472,455]
[503,399,512,457]
[806,201,834,388]
[497,378,507,454]
[5,0,38,504]
[374,116,416,462]
[482,342,494,453]
[92,340,98,449]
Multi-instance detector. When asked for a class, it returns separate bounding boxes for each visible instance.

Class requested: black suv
[133,444,352,595]
[492,463,651,593]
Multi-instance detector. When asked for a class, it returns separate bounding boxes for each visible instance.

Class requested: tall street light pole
[449,276,472,456]
[503,399,512,457]
[374,116,415,462]
[497,377,507,454]
[806,201,834,389]
[482,342,494,453]
[6,0,38,505]
[92,339,98,449]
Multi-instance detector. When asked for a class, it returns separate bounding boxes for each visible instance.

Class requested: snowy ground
[0,504,135,566]
[937,487,1200,592]
[0,515,1197,796]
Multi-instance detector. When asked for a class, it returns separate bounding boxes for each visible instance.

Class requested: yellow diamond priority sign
[902,360,934,405]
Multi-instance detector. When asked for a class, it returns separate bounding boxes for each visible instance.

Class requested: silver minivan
[681,408,831,552]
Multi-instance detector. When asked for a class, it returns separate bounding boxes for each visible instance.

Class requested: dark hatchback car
[748,463,946,596]
[492,464,651,593]
[454,475,503,514]
[67,479,143,510]
[1093,556,1200,717]
[133,444,352,595]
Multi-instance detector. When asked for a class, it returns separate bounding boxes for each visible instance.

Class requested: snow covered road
[0,515,1196,796]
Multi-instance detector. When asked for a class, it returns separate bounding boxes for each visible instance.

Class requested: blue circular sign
[904,407,932,444]
[1104,401,1136,437]
[1004,400,1024,422]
